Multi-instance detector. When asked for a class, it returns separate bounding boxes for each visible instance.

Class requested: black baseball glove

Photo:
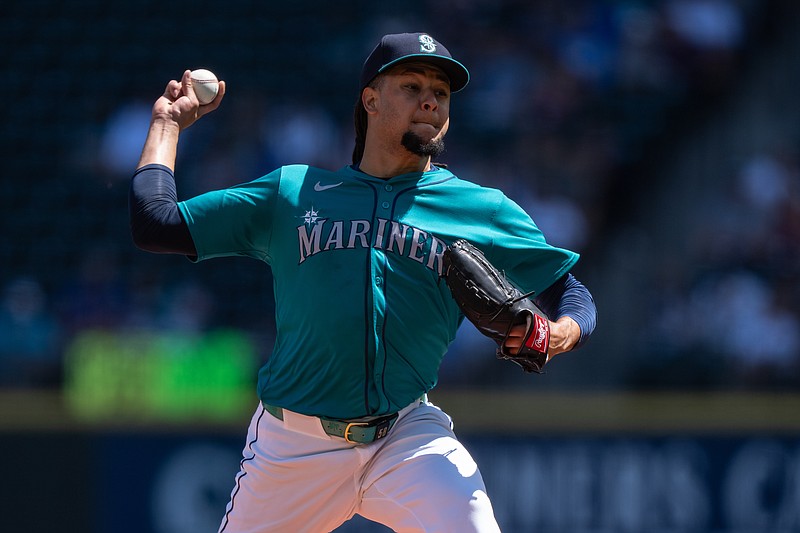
[442,239,551,373]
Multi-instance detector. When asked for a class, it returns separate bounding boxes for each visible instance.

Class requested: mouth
[412,121,440,132]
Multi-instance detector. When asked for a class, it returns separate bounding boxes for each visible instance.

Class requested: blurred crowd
[634,147,800,389]
[3,0,798,392]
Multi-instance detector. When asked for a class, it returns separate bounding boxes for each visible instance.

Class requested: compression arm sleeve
[534,273,597,350]
[129,164,197,256]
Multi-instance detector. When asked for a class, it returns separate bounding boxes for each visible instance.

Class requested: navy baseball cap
[359,32,470,92]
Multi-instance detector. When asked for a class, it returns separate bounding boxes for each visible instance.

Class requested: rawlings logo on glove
[442,239,551,373]
[528,314,550,353]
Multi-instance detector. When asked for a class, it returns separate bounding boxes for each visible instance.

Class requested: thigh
[219,405,363,533]
[358,404,501,533]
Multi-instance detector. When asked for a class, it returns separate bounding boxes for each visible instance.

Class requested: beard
[401,131,445,158]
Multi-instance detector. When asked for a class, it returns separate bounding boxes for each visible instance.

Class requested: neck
[358,141,432,179]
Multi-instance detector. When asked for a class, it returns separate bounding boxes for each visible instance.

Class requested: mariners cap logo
[419,34,436,53]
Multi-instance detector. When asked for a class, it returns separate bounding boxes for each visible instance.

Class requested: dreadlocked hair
[352,97,368,165]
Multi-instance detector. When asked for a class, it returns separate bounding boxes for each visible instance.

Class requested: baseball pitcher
[130,32,597,533]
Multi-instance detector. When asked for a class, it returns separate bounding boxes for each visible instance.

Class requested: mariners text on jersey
[297,215,447,274]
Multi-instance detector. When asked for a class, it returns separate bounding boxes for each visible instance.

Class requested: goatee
[401,131,445,158]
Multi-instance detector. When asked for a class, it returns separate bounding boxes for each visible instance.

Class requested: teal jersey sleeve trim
[177,168,284,263]
[488,194,580,296]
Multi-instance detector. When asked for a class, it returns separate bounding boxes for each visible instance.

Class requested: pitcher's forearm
[137,116,181,170]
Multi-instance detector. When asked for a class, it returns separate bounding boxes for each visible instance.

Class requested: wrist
[150,114,181,133]
[553,316,581,353]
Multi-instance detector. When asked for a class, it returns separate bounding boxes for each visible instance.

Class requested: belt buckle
[344,421,369,444]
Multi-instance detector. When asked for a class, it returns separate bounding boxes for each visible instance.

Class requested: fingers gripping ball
[190,69,219,105]
[442,239,551,373]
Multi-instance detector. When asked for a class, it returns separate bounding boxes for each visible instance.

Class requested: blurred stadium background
[2,0,800,531]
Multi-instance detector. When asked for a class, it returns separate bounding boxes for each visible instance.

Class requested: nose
[420,89,438,111]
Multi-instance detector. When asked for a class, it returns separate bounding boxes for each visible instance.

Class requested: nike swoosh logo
[314,181,343,192]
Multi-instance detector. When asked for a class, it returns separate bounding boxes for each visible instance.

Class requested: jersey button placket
[370,248,388,411]
[373,185,394,413]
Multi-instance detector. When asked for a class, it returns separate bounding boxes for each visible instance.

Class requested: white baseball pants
[218,398,501,533]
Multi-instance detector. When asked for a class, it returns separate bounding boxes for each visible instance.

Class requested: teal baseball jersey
[178,164,579,419]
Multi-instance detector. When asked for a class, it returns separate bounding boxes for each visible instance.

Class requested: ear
[362,86,379,115]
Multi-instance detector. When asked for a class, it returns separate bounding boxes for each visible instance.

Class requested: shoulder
[430,168,503,195]
[273,164,352,182]
[436,172,512,215]
[246,164,341,190]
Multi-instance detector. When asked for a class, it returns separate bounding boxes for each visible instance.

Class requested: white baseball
[190,69,219,105]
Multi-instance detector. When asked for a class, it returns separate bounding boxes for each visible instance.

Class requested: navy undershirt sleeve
[534,273,597,350]
[129,164,197,256]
